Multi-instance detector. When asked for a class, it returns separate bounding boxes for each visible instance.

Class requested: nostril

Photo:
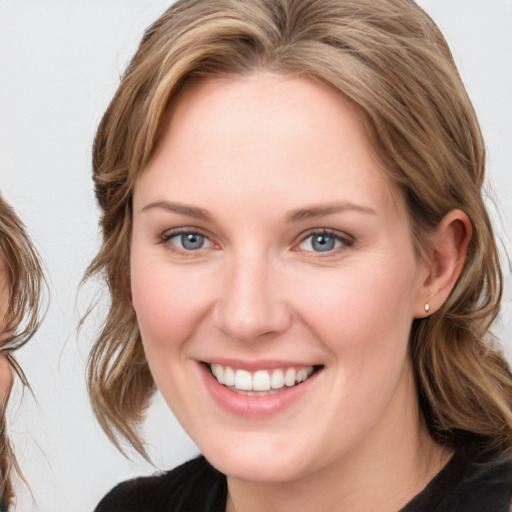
[212,305,290,343]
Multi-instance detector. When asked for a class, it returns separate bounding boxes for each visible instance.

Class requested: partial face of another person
[130,75,431,483]
[0,270,13,402]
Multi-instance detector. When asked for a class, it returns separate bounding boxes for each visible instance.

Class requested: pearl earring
[424,303,430,313]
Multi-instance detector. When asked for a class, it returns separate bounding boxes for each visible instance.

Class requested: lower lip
[199,363,321,417]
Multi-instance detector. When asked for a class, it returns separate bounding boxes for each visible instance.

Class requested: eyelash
[158,228,354,255]
[159,228,214,253]
[296,229,354,254]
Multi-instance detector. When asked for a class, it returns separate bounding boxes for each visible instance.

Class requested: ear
[414,209,472,318]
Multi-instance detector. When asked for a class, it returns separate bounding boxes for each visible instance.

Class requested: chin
[198,433,317,483]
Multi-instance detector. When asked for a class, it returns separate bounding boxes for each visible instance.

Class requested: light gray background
[0,1,511,511]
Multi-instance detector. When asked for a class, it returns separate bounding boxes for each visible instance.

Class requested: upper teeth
[210,364,315,391]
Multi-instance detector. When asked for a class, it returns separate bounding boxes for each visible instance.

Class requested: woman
[0,195,45,510]
[87,0,512,510]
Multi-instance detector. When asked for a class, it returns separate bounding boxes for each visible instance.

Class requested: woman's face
[131,75,431,483]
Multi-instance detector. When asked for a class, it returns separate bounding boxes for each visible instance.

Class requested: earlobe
[416,209,472,317]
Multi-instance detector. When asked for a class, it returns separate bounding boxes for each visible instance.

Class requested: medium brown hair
[0,194,45,505]
[85,0,511,459]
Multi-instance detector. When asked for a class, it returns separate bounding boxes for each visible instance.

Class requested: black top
[95,448,512,512]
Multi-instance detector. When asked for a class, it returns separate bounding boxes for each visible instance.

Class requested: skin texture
[130,74,469,512]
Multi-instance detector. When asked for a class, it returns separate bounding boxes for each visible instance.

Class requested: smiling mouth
[205,363,323,396]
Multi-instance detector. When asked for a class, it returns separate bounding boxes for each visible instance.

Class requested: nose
[212,251,291,343]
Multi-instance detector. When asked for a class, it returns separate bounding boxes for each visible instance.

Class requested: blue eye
[299,231,351,253]
[312,234,336,252]
[166,231,211,251]
[181,233,205,250]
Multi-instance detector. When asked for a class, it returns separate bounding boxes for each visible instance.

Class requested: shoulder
[402,445,512,512]
[94,455,227,512]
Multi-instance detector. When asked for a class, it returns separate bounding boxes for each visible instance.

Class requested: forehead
[135,74,401,219]
[163,74,373,160]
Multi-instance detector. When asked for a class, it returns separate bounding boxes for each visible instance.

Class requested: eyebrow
[141,200,376,222]
[286,202,376,222]
[141,200,210,220]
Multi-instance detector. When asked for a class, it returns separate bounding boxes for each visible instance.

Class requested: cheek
[292,255,419,363]
[130,254,213,356]
[291,258,420,441]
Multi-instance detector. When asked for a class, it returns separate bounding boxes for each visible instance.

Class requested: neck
[225,369,452,512]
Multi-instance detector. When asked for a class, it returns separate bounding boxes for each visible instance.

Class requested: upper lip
[200,358,322,371]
